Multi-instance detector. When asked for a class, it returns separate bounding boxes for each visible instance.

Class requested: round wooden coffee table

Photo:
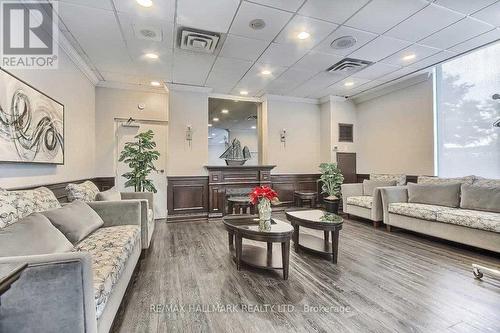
[223,216,294,280]
[285,209,343,263]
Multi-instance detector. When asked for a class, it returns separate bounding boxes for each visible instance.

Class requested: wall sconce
[186,125,193,147]
[280,129,287,147]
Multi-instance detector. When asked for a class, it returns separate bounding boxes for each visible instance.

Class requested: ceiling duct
[327,58,372,75]
[179,27,220,54]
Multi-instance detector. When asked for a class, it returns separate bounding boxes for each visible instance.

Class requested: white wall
[320,97,358,163]
[167,88,209,176]
[355,79,434,175]
[94,87,168,176]
[331,97,358,155]
[320,101,332,162]
[266,98,321,174]
[0,49,96,188]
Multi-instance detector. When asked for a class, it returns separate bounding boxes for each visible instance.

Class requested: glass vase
[258,198,272,222]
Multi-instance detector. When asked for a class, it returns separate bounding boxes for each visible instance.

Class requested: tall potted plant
[119,130,160,193]
[319,163,344,214]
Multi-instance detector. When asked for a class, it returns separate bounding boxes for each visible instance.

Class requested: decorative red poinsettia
[249,186,279,205]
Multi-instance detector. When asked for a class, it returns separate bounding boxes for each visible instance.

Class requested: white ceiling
[56,0,500,98]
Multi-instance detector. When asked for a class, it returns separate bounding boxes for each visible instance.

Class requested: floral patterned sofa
[380,176,500,253]
[341,174,406,227]
[0,185,143,333]
[66,180,155,249]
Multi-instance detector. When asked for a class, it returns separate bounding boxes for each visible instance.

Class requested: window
[338,123,353,142]
[435,42,500,178]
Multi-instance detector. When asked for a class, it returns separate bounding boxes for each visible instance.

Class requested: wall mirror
[208,98,259,166]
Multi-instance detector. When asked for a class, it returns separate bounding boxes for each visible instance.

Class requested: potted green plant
[319,163,344,214]
[118,130,160,193]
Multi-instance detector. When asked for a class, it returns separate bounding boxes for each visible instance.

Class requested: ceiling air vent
[327,58,372,75]
[179,27,220,54]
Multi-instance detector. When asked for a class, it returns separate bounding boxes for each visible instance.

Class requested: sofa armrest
[88,200,141,228]
[341,183,364,212]
[0,252,97,333]
[380,186,408,224]
[121,192,154,213]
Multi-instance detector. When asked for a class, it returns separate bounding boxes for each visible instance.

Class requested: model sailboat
[219,138,251,166]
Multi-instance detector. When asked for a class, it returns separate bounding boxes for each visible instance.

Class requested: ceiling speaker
[331,36,357,50]
[249,19,266,30]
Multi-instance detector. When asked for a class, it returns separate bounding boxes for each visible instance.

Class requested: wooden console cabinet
[205,165,275,217]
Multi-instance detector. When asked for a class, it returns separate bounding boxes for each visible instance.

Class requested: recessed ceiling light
[221,109,229,114]
[150,81,161,87]
[144,52,159,59]
[136,0,153,8]
[251,126,256,129]
[344,81,355,87]
[240,90,248,95]
[213,117,219,122]
[261,70,272,75]
[208,123,212,127]
[402,54,416,61]
[297,31,310,40]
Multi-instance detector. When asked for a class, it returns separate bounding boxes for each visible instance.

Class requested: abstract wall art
[0,68,64,164]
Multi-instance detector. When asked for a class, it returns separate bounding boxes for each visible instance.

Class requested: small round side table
[294,191,317,208]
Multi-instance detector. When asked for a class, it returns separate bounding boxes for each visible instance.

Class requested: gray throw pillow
[460,184,500,213]
[42,201,104,244]
[0,213,73,257]
[408,182,461,208]
[95,188,121,201]
[363,180,397,196]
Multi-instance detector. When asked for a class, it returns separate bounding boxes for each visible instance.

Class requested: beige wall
[355,79,434,175]
[0,49,96,188]
[266,98,321,174]
[320,101,332,162]
[94,87,168,176]
[167,88,209,176]
[331,97,358,155]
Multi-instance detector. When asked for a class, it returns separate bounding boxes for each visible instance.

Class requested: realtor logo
[1,1,58,69]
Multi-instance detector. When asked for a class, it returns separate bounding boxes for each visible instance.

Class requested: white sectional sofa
[380,176,500,253]
[341,174,406,227]
[0,186,146,333]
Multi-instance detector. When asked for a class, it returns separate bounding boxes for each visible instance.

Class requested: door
[116,121,168,219]
[336,152,357,183]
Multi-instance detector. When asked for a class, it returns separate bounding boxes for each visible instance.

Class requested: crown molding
[351,72,431,104]
[166,83,213,93]
[262,94,320,105]
[96,81,168,94]
[57,33,100,85]
[208,93,261,103]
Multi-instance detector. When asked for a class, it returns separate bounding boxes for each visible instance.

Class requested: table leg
[332,229,339,264]
[282,240,290,280]
[267,242,273,266]
[324,230,329,243]
[228,232,234,251]
[293,224,300,252]
[235,235,242,270]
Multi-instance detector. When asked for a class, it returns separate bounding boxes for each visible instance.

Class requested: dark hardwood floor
[112,213,500,333]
